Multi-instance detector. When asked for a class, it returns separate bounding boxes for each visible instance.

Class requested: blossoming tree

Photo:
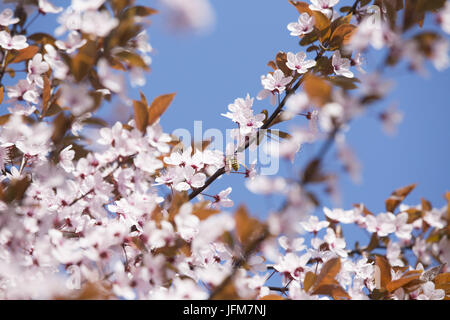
[0,0,448,300]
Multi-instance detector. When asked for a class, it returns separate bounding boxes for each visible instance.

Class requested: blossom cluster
[0,0,447,301]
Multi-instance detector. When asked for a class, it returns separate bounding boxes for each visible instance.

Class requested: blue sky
[1,0,449,241]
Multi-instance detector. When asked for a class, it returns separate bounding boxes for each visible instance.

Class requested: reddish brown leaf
[303,74,331,107]
[259,294,284,300]
[234,205,266,249]
[289,1,313,16]
[434,273,450,286]
[366,233,379,252]
[421,198,432,211]
[211,282,240,300]
[386,271,422,292]
[139,90,148,106]
[133,100,148,133]
[314,257,341,289]
[148,93,176,126]
[276,52,292,77]
[375,256,392,289]
[393,183,417,198]
[0,114,11,125]
[9,45,39,64]
[167,192,189,223]
[313,283,351,300]
[71,41,97,82]
[304,271,317,292]
[267,60,277,70]
[385,183,417,212]
[0,86,3,105]
[329,24,356,49]
[42,75,51,115]
[192,202,221,220]
[311,11,331,43]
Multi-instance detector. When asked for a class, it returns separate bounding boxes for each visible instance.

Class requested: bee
[226,155,240,171]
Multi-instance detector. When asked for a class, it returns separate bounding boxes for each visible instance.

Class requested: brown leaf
[0,86,3,104]
[302,158,326,184]
[329,24,357,49]
[303,74,331,106]
[386,271,422,292]
[71,40,97,82]
[375,256,392,289]
[259,294,284,300]
[51,112,72,144]
[0,114,11,125]
[167,192,189,223]
[9,45,39,64]
[211,282,240,300]
[313,257,341,289]
[403,0,426,30]
[115,50,149,70]
[366,233,379,252]
[434,273,450,286]
[385,183,417,213]
[313,283,351,300]
[289,1,313,16]
[304,271,317,292]
[393,183,417,198]
[148,93,176,126]
[133,100,148,133]
[330,13,353,32]
[310,11,331,43]
[122,6,158,19]
[276,52,292,77]
[406,208,423,224]
[234,205,266,249]
[267,60,277,70]
[41,75,51,115]
[192,202,221,220]
[3,177,31,203]
[111,0,130,14]
[27,33,56,46]
[139,90,148,106]
[421,198,432,211]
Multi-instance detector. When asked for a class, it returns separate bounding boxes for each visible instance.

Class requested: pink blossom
[287,13,315,37]
[257,70,293,105]
[437,2,450,34]
[332,51,354,78]
[0,31,28,50]
[6,80,39,104]
[38,0,63,14]
[175,167,206,191]
[309,0,340,16]
[417,281,445,300]
[300,216,329,234]
[273,252,311,281]
[324,228,348,258]
[0,9,19,27]
[55,31,87,54]
[27,54,50,88]
[212,187,234,209]
[286,52,316,74]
